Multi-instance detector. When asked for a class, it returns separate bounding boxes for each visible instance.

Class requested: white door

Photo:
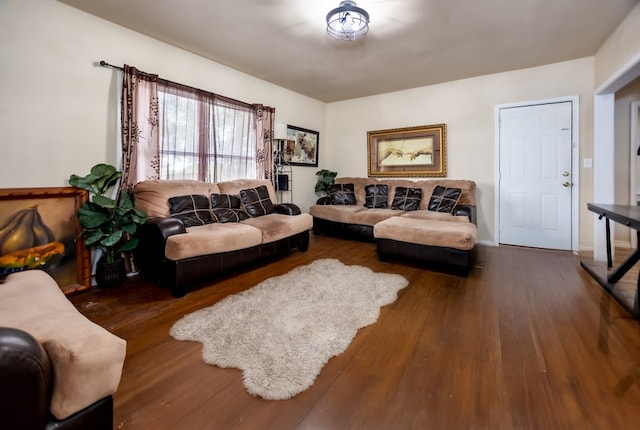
[498,102,573,250]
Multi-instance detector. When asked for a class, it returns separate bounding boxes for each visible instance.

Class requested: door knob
[562,171,570,177]
[562,181,570,187]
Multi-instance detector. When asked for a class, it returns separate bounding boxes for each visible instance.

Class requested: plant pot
[95,256,127,288]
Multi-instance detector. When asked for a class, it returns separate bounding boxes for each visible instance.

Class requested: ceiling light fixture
[326,1,370,41]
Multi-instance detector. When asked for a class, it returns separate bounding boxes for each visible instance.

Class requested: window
[158,81,257,182]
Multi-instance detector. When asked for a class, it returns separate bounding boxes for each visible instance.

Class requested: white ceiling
[59,0,639,102]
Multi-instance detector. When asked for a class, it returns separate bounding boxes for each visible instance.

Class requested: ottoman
[373,216,477,276]
[0,270,126,423]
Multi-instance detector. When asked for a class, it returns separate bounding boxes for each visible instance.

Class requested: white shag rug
[169,258,408,400]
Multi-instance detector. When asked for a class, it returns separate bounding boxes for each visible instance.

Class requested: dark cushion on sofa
[364,184,388,209]
[329,183,356,205]
[240,185,275,217]
[211,193,242,209]
[391,187,422,211]
[428,186,462,213]
[210,208,250,223]
[210,193,249,222]
[168,194,213,226]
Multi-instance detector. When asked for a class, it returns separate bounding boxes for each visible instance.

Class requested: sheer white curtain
[118,65,274,185]
[157,81,262,182]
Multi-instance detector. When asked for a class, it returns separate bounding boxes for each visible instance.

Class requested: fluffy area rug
[169,258,408,400]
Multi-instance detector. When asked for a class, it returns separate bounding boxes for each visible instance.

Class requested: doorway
[496,98,578,250]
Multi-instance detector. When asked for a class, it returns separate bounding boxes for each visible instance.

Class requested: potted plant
[69,163,148,287]
[314,169,338,198]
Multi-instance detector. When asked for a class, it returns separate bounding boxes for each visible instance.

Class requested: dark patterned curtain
[254,104,275,181]
[120,65,160,195]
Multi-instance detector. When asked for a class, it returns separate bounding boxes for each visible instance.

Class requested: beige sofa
[310,177,477,275]
[0,269,126,428]
[133,179,312,297]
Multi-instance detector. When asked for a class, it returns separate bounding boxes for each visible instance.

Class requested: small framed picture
[285,125,319,167]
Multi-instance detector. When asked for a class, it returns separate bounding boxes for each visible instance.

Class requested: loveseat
[133,179,313,297]
[0,269,126,430]
[310,177,477,276]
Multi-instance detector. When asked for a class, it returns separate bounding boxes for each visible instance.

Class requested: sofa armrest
[146,216,187,238]
[274,203,302,216]
[135,217,186,274]
[454,205,477,225]
[0,327,52,430]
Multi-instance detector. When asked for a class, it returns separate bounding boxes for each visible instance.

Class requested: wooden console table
[580,203,640,319]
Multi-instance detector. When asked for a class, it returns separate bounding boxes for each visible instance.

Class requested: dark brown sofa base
[313,217,375,242]
[136,228,309,298]
[376,238,475,277]
[313,217,475,277]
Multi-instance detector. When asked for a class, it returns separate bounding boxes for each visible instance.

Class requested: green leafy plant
[69,164,148,264]
[314,169,338,196]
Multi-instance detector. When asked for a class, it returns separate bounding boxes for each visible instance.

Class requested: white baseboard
[615,240,632,249]
[477,239,497,246]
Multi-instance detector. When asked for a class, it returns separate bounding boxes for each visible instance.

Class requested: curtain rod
[97,60,274,112]
[99,60,123,71]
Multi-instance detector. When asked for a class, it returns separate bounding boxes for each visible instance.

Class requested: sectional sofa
[310,177,478,276]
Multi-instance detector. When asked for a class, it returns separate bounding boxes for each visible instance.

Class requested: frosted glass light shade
[326,1,369,41]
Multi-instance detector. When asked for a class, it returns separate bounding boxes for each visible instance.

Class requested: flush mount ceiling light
[326,1,370,41]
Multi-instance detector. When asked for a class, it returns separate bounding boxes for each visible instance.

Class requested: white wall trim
[593,94,616,261]
[494,96,580,251]
[476,239,497,247]
[615,239,633,249]
[493,107,501,248]
[596,51,640,94]
[630,101,640,248]
[592,43,640,262]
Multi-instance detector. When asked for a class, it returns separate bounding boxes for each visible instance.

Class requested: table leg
[608,246,640,283]
[635,236,640,319]
[635,270,640,319]
[606,218,612,268]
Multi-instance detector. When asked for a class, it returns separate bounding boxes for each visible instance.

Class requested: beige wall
[0,0,325,210]
[325,58,595,247]
[595,2,640,90]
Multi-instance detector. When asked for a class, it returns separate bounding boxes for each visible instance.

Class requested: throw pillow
[329,183,356,205]
[210,208,250,223]
[428,186,463,213]
[364,184,388,209]
[168,194,213,227]
[239,185,275,217]
[390,187,422,211]
[211,193,242,209]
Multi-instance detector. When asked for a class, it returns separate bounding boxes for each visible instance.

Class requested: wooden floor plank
[68,237,640,429]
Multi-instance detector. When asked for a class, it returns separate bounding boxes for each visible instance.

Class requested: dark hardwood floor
[70,236,640,429]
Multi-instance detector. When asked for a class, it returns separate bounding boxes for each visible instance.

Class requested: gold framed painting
[0,187,91,295]
[367,124,447,177]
